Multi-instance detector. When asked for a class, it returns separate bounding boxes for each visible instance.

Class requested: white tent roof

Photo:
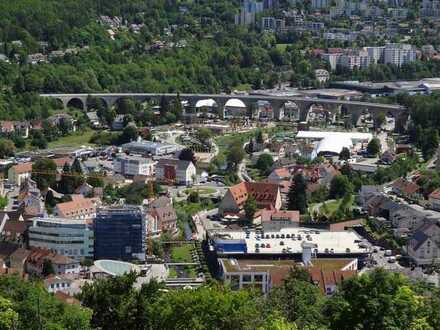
[297,131,372,142]
[225,98,246,108]
[314,135,353,157]
[195,99,217,108]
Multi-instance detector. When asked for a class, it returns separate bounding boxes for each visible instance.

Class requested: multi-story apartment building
[28,217,94,261]
[113,154,156,177]
[94,207,146,261]
[235,0,264,25]
[421,0,440,18]
[383,44,417,67]
[311,0,329,9]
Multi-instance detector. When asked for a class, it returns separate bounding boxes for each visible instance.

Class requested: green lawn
[48,129,96,148]
[318,196,354,217]
[276,43,289,52]
[184,187,216,195]
[170,244,194,263]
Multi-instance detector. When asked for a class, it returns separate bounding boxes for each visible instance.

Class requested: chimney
[301,241,317,266]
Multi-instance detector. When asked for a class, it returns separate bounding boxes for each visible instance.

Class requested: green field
[276,43,289,52]
[170,244,194,263]
[184,187,216,195]
[318,196,354,217]
[48,129,96,148]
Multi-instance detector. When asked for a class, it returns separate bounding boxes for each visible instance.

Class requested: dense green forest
[0,0,440,139]
[0,269,439,329]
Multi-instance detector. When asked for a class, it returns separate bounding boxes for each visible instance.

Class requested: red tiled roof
[12,162,33,174]
[429,188,440,200]
[309,269,356,294]
[261,209,300,223]
[56,196,95,218]
[53,157,73,168]
[392,178,420,195]
[229,182,279,209]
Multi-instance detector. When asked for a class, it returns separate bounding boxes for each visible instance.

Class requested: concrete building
[121,140,180,156]
[383,44,417,67]
[235,0,264,25]
[28,217,94,261]
[113,154,155,177]
[218,255,357,294]
[420,0,440,18]
[260,209,300,231]
[147,205,178,235]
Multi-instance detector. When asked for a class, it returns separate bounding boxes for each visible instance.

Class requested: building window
[254,274,263,282]
[230,275,240,290]
[242,274,252,282]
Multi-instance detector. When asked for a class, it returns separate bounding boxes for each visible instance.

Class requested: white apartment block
[383,44,417,67]
[28,217,94,260]
[113,154,156,177]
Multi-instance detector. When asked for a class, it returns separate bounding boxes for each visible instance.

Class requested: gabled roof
[150,196,172,209]
[309,269,356,293]
[392,178,420,195]
[55,196,95,217]
[149,205,177,223]
[11,162,33,174]
[261,209,300,223]
[429,188,440,200]
[228,182,280,209]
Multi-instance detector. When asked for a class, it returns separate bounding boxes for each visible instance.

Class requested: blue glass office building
[94,207,146,261]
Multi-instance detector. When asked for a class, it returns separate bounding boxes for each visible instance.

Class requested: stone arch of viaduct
[41,93,408,131]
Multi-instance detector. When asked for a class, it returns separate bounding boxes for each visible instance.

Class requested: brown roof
[2,220,28,236]
[53,157,72,168]
[271,168,290,178]
[309,269,356,294]
[150,205,177,223]
[56,196,95,217]
[28,248,77,266]
[429,189,440,200]
[229,182,279,209]
[392,178,420,195]
[261,209,300,223]
[12,162,33,174]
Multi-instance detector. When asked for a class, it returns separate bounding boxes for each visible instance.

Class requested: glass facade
[94,207,146,261]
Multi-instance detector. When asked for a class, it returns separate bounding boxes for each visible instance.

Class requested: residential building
[54,196,98,220]
[391,178,421,200]
[429,189,440,211]
[421,0,440,19]
[28,217,94,261]
[383,44,417,67]
[311,0,330,9]
[26,248,80,276]
[147,205,178,235]
[235,0,264,25]
[94,207,146,261]
[8,162,32,186]
[113,154,156,177]
[155,158,196,186]
[314,69,330,84]
[219,182,282,216]
[407,221,440,265]
[260,209,300,230]
[44,275,73,294]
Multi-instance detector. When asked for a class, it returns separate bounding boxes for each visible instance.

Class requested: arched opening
[256,100,274,121]
[87,96,107,112]
[51,98,64,110]
[383,111,396,132]
[282,101,300,121]
[195,99,218,119]
[224,98,247,119]
[306,104,331,126]
[66,98,85,110]
[356,109,374,128]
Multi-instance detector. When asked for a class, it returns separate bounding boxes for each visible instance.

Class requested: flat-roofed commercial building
[113,154,156,177]
[28,217,94,261]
